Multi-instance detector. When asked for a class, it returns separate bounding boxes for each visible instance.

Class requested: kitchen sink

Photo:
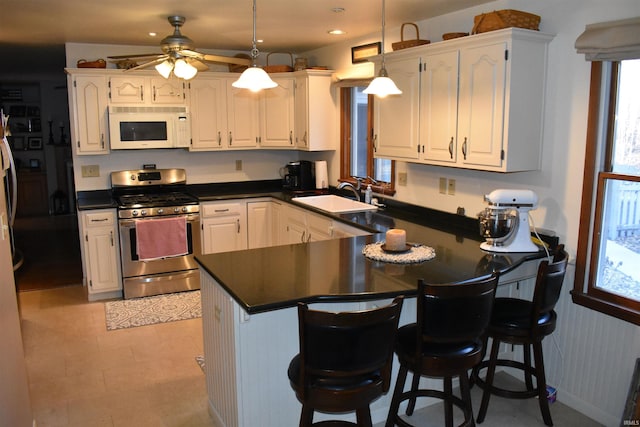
[292,195,378,213]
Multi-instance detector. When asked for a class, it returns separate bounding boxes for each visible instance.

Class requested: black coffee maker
[282,161,315,191]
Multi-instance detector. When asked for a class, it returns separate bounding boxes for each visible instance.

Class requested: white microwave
[108,105,191,150]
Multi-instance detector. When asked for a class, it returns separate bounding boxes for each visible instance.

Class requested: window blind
[575,17,640,61]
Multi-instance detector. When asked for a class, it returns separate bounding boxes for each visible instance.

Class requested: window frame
[572,60,640,326]
[339,87,395,196]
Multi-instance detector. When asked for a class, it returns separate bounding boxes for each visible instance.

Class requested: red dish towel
[135,216,188,261]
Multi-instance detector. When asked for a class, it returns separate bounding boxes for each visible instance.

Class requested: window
[573,59,640,325]
[340,86,395,195]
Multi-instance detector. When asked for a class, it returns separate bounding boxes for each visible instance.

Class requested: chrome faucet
[337,182,361,202]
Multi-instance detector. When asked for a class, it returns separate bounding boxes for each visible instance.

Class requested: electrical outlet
[235,160,242,171]
[439,177,447,194]
[448,179,456,195]
[81,165,100,177]
[398,172,407,186]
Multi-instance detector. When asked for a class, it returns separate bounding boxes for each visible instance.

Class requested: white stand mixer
[478,189,540,253]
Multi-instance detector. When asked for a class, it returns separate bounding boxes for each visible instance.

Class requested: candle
[385,229,406,251]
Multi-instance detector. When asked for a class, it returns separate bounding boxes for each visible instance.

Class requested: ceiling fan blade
[181,50,252,66]
[187,58,210,71]
[126,56,169,71]
[107,53,164,60]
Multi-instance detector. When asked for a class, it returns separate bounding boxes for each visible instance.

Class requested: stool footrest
[312,422,357,427]
[389,389,473,427]
[474,359,541,399]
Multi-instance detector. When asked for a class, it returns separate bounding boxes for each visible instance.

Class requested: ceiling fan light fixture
[233,0,276,92]
[173,58,198,80]
[363,0,402,98]
[232,66,278,92]
[155,60,173,79]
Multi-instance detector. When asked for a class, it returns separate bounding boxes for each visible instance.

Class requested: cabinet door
[201,201,248,254]
[295,71,337,151]
[83,211,120,293]
[294,75,309,149]
[457,42,506,168]
[374,56,421,160]
[150,77,185,104]
[189,77,228,150]
[306,213,332,242]
[282,206,307,244]
[260,77,295,148]
[226,82,260,148]
[421,50,460,163]
[247,201,273,249]
[109,76,146,104]
[72,75,109,154]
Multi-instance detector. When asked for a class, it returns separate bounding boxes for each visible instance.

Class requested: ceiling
[1,0,493,67]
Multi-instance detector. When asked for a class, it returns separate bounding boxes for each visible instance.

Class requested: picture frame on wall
[28,137,42,150]
[351,42,381,64]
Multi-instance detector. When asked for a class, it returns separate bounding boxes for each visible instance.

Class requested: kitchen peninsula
[195,203,551,426]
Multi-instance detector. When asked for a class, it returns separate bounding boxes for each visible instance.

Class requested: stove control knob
[132,210,139,217]
[181,207,188,213]
[157,208,164,214]
[140,209,147,216]
[174,207,180,213]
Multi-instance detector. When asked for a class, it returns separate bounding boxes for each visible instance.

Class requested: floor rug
[104,290,201,331]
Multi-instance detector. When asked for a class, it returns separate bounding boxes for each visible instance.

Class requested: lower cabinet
[79,209,122,300]
[201,201,248,254]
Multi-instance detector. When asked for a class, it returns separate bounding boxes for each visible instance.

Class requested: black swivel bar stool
[385,274,499,427]
[473,245,568,426]
[288,297,404,427]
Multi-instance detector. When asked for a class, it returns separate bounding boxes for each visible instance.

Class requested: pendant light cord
[380,0,388,76]
[251,0,259,64]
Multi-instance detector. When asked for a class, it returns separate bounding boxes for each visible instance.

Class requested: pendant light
[363,0,402,98]
[232,0,277,92]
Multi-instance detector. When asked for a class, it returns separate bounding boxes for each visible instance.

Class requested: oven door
[118,213,201,279]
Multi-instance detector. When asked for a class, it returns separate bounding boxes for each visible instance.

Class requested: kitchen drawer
[201,201,245,218]
[84,211,115,227]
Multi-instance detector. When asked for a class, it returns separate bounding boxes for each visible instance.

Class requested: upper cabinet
[188,75,228,151]
[108,75,186,105]
[372,28,553,172]
[68,73,109,154]
[295,70,337,151]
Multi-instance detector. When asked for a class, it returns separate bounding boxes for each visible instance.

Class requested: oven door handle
[119,214,199,227]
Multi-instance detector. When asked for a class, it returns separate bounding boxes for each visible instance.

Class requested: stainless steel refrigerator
[1,111,33,426]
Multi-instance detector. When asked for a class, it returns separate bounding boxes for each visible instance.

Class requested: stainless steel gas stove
[111,169,201,299]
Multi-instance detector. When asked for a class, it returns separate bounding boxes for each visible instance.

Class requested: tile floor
[19,285,602,427]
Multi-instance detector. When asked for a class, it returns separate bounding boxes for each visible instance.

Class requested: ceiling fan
[107,16,251,78]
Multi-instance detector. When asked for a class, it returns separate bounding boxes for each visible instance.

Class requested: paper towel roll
[315,160,328,189]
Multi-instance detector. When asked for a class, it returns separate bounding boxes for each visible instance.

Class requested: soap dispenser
[364,184,373,204]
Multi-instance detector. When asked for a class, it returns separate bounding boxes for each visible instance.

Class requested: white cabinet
[226,76,295,149]
[373,28,553,172]
[294,70,337,151]
[247,199,276,249]
[280,203,369,244]
[188,76,228,150]
[68,72,109,155]
[108,75,186,105]
[373,56,421,161]
[80,209,121,300]
[201,201,248,254]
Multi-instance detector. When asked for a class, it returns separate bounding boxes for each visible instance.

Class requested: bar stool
[385,274,499,427]
[288,297,404,427]
[473,245,568,426]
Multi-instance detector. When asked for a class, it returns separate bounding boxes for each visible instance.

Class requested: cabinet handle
[461,137,467,160]
[301,230,306,242]
[110,231,114,246]
[153,86,156,101]
[101,133,105,149]
[289,131,293,145]
[373,134,378,152]
[237,219,240,233]
[140,86,144,101]
[449,137,454,159]
[229,132,233,145]
[214,209,230,213]
[90,218,109,222]
[303,131,308,145]
[218,131,222,146]
[307,233,311,242]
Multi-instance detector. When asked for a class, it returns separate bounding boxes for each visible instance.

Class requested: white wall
[308,0,640,425]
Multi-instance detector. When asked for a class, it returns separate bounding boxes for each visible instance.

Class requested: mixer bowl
[478,208,518,245]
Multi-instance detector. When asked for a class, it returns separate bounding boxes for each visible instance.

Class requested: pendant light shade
[364,0,402,98]
[232,0,277,91]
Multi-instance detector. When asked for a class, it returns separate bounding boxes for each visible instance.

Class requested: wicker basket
[77,59,106,68]
[392,23,430,51]
[262,52,294,73]
[472,9,540,34]
[442,32,469,41]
